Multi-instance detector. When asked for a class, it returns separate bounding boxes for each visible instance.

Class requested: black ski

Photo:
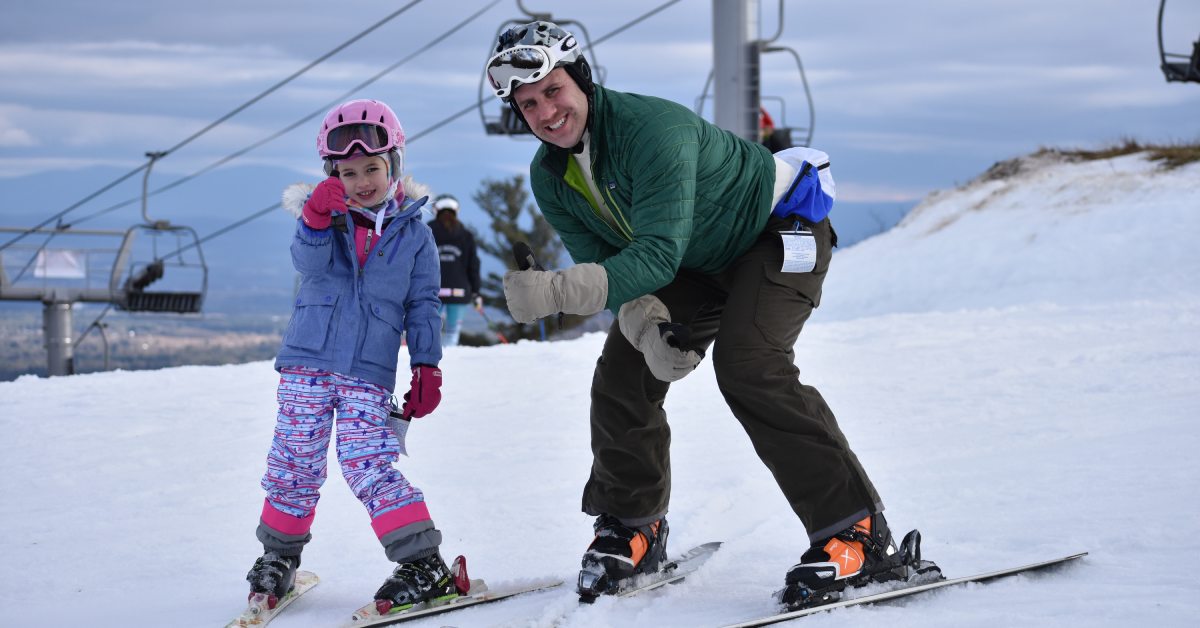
[720,551,1088,627]
[578,541,722,602]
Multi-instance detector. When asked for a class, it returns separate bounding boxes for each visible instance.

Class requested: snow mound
[822,151,1200,320]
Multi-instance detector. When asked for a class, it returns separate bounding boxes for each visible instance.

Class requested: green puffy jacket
[529,85,777,310]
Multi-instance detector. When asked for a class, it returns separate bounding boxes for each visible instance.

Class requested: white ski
[341,577,563,627]
[225,570,320,628]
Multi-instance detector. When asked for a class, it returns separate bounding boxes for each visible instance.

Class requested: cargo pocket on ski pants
[752,217,833,348]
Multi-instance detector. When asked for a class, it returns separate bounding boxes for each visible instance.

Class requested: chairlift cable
[427,0,685,141]
[160,203,282,263]
[35,0,686,265]
[76,303,114,346]
[149,0,507,265]
[0,165,148,254]
[67,0,503,229]
[409,102,483,143]
[0,0,427,253]
[9,233,58,284]
[159,0,426,157]
[588,0,682,48]
[138,0,683,264]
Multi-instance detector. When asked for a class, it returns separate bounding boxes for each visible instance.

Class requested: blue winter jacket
[274,195,442,393]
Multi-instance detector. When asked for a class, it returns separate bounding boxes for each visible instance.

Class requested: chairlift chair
[694,41,816,150]
[111,223,208,314]
[112,151,208,314]
[1158,0,1200,83]
[759,97,805,152]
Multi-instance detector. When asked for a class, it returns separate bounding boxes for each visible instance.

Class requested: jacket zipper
[600,183,634,241]
[590,153,633,242]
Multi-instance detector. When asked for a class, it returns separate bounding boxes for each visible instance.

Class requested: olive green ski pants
[582,217,883,543]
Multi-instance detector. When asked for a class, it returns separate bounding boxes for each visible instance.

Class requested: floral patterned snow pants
[256,367,439,562]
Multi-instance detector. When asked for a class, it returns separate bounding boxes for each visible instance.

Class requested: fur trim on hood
[281,175,431,218]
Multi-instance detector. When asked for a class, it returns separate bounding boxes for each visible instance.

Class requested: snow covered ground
[2,151,1198,627]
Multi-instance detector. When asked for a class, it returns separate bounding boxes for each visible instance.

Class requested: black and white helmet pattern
[495,20,582,64]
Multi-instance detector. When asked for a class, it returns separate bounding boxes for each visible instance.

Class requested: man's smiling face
[513,67,588,148]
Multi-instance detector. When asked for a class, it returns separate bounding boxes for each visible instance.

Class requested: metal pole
[142,151,168,227]
[43,301,75,376]
[712,0,760,141]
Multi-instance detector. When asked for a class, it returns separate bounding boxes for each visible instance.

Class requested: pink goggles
[323,123,397,158]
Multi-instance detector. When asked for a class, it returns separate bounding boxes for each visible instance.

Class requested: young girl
[244,99,454,614]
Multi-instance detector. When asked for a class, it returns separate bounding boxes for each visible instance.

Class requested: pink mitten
[302,177,346,230]
[401,365,442,418]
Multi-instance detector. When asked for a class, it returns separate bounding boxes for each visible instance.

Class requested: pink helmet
[317,99,405,161]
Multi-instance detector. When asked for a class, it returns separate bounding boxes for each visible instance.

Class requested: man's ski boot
[245,550,301,610]
[577,515,669,601]
[373,552,462,615]
[780,513,942,610]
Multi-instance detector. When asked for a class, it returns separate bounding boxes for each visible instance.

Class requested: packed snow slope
[1,151,1198,627]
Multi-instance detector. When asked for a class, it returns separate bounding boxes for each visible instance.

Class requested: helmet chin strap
[341,152,405,236]
[371,179,403,235]
[372,203,387,236]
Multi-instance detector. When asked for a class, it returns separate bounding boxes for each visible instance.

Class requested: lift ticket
[779,229,816,273]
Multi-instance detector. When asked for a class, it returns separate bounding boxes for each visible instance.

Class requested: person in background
[759,106,793,152]
[484,21,938,606]
[427,193,482,347]
[242,99,458,617]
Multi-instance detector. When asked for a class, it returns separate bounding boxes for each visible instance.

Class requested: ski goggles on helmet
[323,122,396,158]
[486,35,579,99]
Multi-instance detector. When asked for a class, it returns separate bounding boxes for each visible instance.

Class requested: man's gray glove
[503,263,609,324]
[618,295,703,382]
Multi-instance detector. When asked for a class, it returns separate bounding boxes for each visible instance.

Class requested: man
[485,21,935,606]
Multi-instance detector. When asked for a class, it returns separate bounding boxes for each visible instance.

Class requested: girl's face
[336,154,391,207]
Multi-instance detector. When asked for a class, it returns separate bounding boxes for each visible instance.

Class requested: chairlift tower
[712,0,761,142]
[0,152,207,376]
[704,1,815,148]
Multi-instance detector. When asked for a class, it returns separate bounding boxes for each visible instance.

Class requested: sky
[1,0,1197,224]
[1,151,1198,627]
[1,0,1198,321]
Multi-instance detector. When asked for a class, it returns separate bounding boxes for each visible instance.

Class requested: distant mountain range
[1,164,910,318]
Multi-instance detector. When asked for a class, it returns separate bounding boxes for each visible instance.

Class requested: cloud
[0,102,312,181]
[1,0,1196,220]
[0,156,143,178]
[0,114,36,148]
[828,130,986,155]
[0,41,378,94]
[836,182,929,204]
[1078,87,1199,108]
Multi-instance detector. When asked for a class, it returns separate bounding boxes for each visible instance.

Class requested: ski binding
[343,555,562,627]
[226,570,320,627]
[578,541,723,602]
[722,551,1088,627]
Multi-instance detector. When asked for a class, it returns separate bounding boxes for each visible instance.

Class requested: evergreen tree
[471,175,596,341]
